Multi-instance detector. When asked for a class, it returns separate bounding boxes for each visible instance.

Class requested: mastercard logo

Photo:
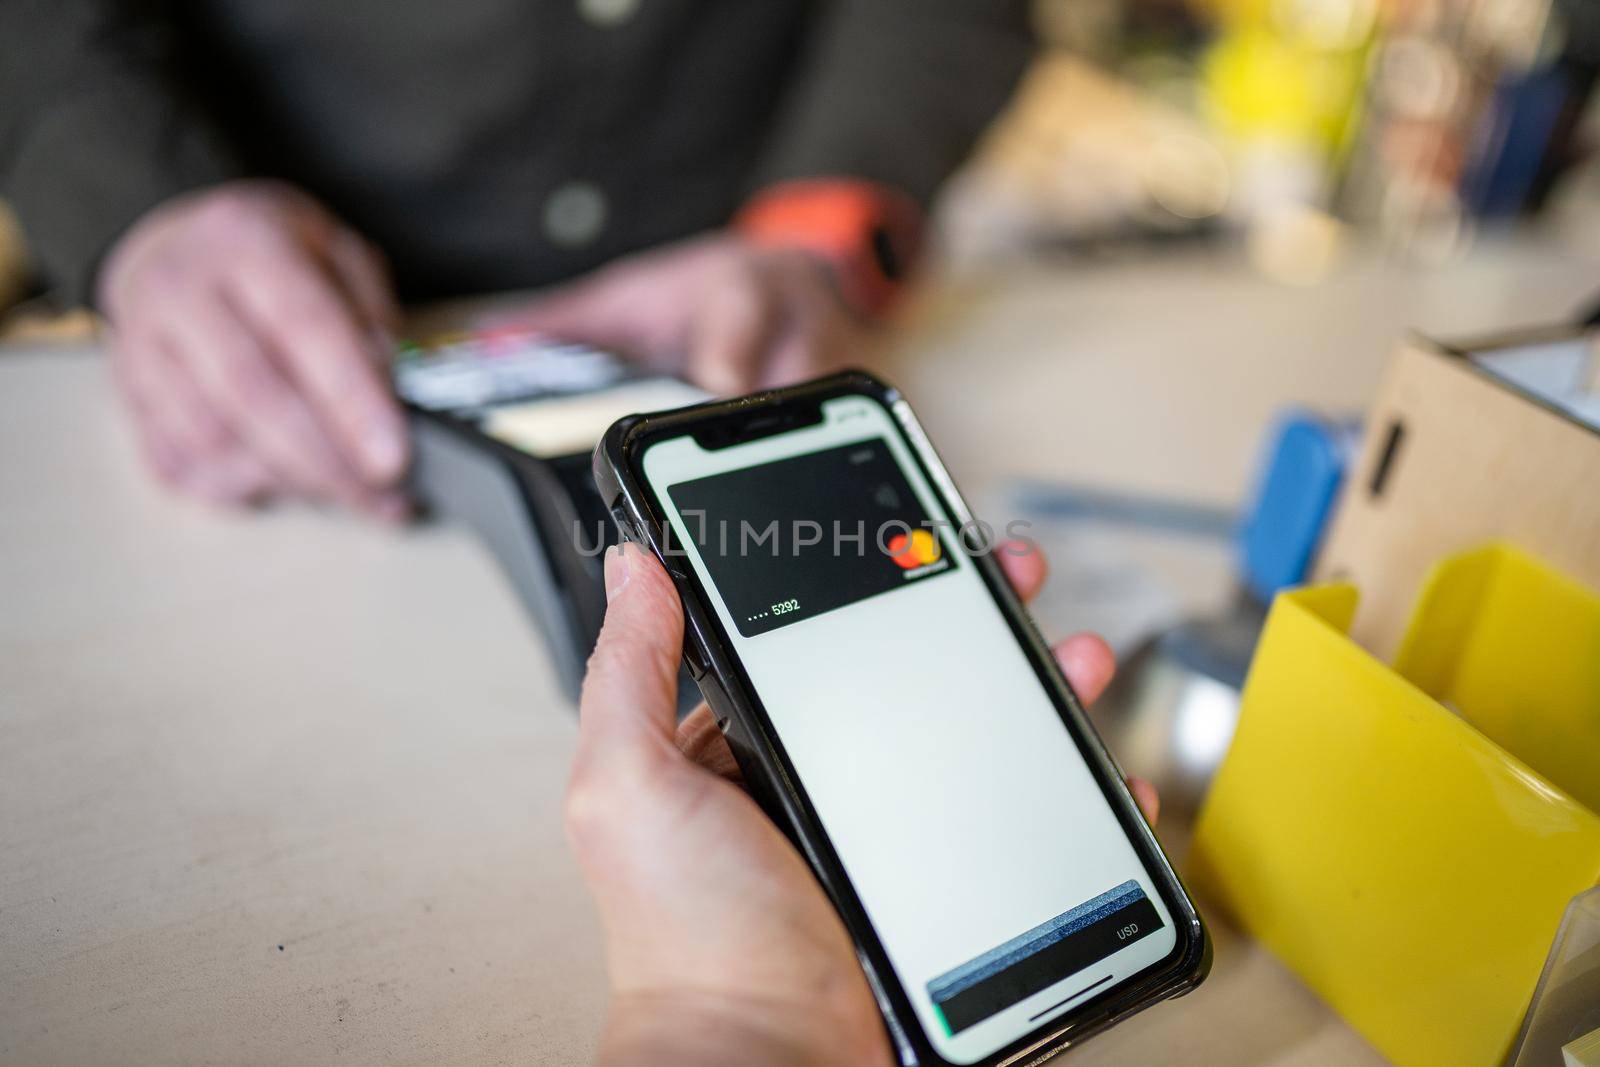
[887,529,941,570]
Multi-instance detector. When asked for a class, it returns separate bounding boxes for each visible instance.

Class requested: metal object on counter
[1092,598,1264,831]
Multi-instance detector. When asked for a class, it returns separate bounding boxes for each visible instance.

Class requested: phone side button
[680,621,710,678]
[696,672,734,725]
[682,649,707,679]
[608,506,639,543]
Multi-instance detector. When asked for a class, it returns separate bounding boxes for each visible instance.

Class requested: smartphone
[593,371,1208,1065]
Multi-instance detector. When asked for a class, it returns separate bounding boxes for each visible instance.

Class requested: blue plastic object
[1238,411,1357,602]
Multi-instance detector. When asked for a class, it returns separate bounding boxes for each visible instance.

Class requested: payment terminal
[397,328,704,707]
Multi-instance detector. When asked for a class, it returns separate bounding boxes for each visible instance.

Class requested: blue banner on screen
[926,880,1162,1035]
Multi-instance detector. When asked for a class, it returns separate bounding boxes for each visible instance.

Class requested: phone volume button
[608,505,640,543]
[682,633,710,679]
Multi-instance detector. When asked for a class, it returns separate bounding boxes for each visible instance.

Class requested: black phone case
[592,370,1209,1067]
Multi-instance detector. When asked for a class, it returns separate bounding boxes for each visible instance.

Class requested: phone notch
[691,399,825,450]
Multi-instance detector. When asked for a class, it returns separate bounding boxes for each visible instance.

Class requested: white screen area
[642,396,1177,1063]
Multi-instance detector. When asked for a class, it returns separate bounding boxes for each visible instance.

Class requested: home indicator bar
[926,880,1162,1035]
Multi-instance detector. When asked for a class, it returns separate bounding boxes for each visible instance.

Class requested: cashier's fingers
[115,356,195,492]
[574,544,691,788]
[686,264,772,396]
[502,273,645,357]
[228,239,409,487]
[110,331,279,506]
[322,228,404,346]
[162,293,404,517]
[144,340,279,506]
[754,254,867,389]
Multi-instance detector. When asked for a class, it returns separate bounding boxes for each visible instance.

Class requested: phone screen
[640,394,1180,1064]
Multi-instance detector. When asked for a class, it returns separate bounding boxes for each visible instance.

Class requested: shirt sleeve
[0,0,239,308]
[744,0,1035,208]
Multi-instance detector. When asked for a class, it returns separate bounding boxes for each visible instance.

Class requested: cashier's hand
[505,233,865,396]
[568,543,1157,1067]
[98,180,411,519]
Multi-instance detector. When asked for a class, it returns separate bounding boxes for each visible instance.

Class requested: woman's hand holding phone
[567,541,1158,1067]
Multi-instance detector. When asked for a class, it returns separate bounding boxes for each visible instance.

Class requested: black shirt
[0,0,1031,305]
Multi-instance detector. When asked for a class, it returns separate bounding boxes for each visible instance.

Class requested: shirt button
[577,0,639,27]
[542,181,608,248]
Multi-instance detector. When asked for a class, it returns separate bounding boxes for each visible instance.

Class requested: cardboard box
[1314,327,1600,657]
